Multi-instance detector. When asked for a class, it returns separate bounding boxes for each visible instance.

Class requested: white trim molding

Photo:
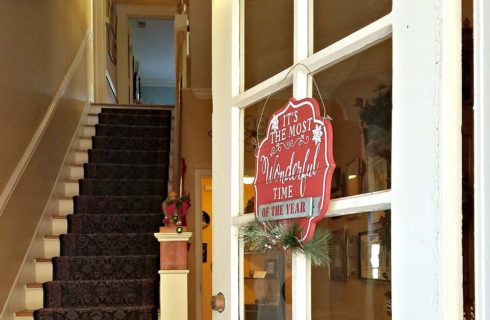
[191,88,212,100]
[392,0,462,318]
[0,30,92,217]
[140,79,176,87]
[154,232,192,242]
[105,70,118,99]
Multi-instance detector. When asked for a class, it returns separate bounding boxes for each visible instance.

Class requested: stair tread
[47,278,155,283]
[96,124,169,128]
[93,135,169,140]
[85,163,168,167]
[80,178,166,181]
[15,310,33,316]
[39,109,169,313]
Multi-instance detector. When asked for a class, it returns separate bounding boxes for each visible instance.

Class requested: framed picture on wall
[202,243,208,263]
[330,230,347,281]
[359,231,390,281]
[265,259,277,277]
[346,234,359,278]
[106,0,117,64]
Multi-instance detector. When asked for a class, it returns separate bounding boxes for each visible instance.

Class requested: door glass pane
[242,87,293,214]
[244,0,293,90]
[312,210,392,319]
[312,39,392,198]
[243,249,292,320]
[314,0,392,52]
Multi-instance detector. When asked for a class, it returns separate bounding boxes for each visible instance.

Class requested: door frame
[92,3,176,104]
[211,1,463,319]
[193,169,212,320]
[474,0,490,318]
[116,4,176,104]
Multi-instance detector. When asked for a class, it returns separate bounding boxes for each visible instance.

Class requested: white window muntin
[233,13,393,110]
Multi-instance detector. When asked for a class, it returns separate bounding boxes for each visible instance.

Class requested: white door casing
[212,0,241,318]
[391,0,462,319]
[474,0,490,318]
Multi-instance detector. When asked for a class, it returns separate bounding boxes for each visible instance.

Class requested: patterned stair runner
[34,108,170,320]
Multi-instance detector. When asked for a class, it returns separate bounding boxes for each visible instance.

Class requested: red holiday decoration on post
[254,98,336,242]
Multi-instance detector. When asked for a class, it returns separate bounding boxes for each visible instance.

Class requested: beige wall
[0,0,91,311]
[189,0,211,89]
[200,177,213,320]
[462,0,473,22]
[180,89,212,320]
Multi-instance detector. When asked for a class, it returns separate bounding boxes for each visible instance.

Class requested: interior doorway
[129,18,175,105]
[200,176,213,320]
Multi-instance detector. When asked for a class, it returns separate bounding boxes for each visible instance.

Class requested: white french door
[211,0,463,319]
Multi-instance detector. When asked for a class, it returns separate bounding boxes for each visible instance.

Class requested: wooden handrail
[173,28,187,194]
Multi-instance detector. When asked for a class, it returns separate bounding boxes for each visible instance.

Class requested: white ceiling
[130,19,175,87]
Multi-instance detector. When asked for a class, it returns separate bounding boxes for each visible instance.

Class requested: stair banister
[173,14,188,194]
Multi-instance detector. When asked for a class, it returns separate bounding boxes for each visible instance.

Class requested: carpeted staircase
[33,108,171,320]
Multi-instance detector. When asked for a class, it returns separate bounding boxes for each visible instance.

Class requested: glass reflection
[312,211,391,319]
[244,0,294,89]
[243,249,292,320]
[313,39,392,198]
[314,0,392,51]
[242,87,293,214]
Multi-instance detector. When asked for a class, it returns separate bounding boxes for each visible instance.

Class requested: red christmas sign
[254,98,335,242]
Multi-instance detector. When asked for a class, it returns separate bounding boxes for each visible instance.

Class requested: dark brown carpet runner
[34,108,170,320]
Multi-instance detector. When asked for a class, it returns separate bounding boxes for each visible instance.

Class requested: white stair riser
[75,151,88,164]
[83,126,95,137]
[51,218,67,235]
[64,182,79,198]
[25,287,43,310]
[87,115,98,125]
[90,106,102,114]
[70,166,84,180]
[35,262,53,283]
[43,238,60,258]
[58,199,73,216]
[79,138,92,151]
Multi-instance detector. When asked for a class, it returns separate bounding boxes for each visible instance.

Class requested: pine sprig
[239,218,333,266]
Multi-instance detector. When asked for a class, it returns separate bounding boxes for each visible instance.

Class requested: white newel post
[154,230,193,320]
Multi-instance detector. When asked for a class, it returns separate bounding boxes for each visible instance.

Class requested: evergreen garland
[239,218,334,266]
